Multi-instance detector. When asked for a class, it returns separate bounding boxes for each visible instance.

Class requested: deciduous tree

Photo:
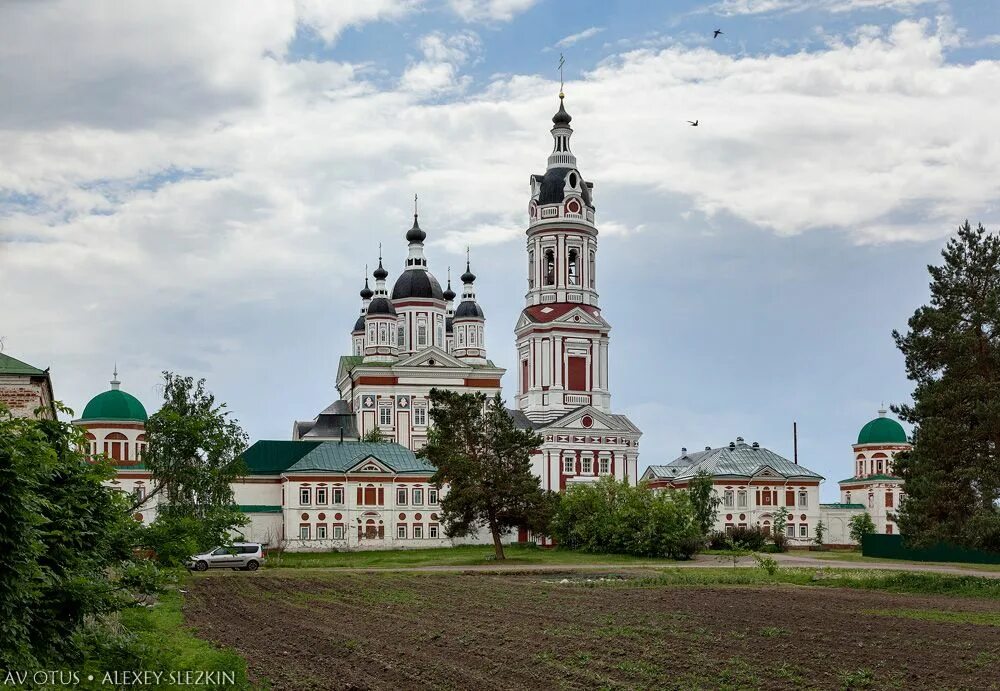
[849,512,876,545]
[892,221,1000,550]
[687,470,721,538]
[140,373,248,563]
[421,390,551,560]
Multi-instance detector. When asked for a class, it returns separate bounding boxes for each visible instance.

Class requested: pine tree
[421,389,552,560]
[892,221,1000,551]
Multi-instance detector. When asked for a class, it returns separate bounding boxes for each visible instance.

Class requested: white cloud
[294,0,421,43]
[448,0,537,22]
[1,8,998,433]
[712,0,939,16]
[555,27,605,49]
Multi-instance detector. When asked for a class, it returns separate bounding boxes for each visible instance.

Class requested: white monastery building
[68,97,910,552]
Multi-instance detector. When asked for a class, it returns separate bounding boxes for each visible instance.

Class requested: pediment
[349,456,393,474]
[550,307,605,327]
[752,465,783,479]
[544,406,620,433]
[395,347,467,369]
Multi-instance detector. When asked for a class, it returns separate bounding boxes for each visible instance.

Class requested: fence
[862,533,1000,565]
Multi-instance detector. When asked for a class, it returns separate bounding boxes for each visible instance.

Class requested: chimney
[339,427,344,444]
[681,447,687,455]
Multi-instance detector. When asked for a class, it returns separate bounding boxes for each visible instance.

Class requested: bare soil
[184,571,1000,690]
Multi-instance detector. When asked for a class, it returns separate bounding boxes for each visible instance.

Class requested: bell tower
[515,95,612,423]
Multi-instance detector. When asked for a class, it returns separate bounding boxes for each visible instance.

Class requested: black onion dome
[353,314,366,332]
[443,280,456,302]
[461,262,476,284]
[537,167,592,206]
[553,97,572,126]
[360,278,373,300]
[391,269,444,300]
[454,300,485,319]
[373,259,388,281]
[366,297,396,316]
[405,215,426,243]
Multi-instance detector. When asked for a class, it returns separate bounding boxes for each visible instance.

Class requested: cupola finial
[111,363,120,391]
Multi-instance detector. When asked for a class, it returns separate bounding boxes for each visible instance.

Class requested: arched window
[470,328,476,346]
[544,250,555,286]
[398,323,406,348]
[84,432,97,458]
[458,329,465,346]
[136,434,146,462]
[845,491,851,504]
[417,321,427,346]
[568,249,579,286]
[379,323,387,344]
[589,251,596,288]
[436,315,443,346]
[368,325,376,342]
[528,250,535,289]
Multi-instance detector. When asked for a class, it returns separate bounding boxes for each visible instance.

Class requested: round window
[582,415,593,428]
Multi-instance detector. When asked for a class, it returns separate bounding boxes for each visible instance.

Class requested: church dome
[391,269,444,300]
[454,300,485,319]
[81,388,148,422]
[552,97,572,126]
[537,167,592,207]
[353,314,366,332]
[857,412,907,445]
[366,297,397,317]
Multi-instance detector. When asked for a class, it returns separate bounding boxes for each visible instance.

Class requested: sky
[1,0,998,500]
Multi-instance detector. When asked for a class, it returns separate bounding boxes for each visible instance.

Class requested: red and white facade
[512,96,641,491]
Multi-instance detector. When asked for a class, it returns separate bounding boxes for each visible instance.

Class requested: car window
[239,545,259,554]
[211,547,229,556]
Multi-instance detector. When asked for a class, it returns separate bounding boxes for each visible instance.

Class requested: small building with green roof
[0,351,56,419]
[839,408,912,538]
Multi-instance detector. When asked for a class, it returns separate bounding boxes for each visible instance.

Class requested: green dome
[81,389,148,422]
[857,412,907,445]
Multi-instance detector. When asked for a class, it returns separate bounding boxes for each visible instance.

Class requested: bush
[708,526,769,552]
[550,478,704,560]
[771,532,788,553]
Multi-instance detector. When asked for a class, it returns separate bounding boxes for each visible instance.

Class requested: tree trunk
[490,518,505,560]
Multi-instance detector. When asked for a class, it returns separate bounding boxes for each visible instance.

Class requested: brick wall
[0,375,53,419]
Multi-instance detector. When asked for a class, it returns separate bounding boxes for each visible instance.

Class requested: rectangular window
[737,490,747,508]
[521,360,529,394]
[364,486,376,505]
[397,487,407,505]
[798,491,808,508]
[300,488,311,505]
[724,490,734,508]
[599,457,610,475]
[799,524,808,538]
[316,487,328,505]
[379,404,392,426]
[397,525,407,539]
[429,524,439,538]
[299,524,310,540]
[333,525,344,540]
[582,456,593,474]
[885,492,894,508]
[567,356,587,391]
[724,523,735,534]
[761,491,772,506]
[412,488,424,505]
[886,524,894,535]
[785,490,795,506]
[786,524,795,538]
[413,406,427,426]
[133,486,146,502]
[317,524,327,540]
[563,457,574,474]
[332,488,344,504]
[428,489,438,504]
[413,525,423,539]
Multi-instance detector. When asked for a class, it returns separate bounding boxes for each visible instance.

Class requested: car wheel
[195,560,208,572]
[246,560,259,571]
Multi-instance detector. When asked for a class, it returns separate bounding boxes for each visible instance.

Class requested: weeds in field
[773,662,805,684]
[759,626,790,637]
[614,660,660,677]
[864,608,1000,626]
[839,667,876,689]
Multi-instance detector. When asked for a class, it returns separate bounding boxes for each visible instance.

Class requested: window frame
[413,524,423,539]
[798,490,808,508]
[333,524,344,540]
[299,487,311,506]
[397,487,407,505]
[412,488,424,505]
[428,488,438,504]
[316,524,327,540]
[299,524,311,541]
[563,457,574,474]
[316,487,328,505]
[397,524,407,540]
[332,487,344,505]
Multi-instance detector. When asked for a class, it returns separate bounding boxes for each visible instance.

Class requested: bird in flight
[713,29,723,38]
[687,120,699,126]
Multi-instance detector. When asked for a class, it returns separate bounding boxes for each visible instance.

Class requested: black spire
[461,250,476,284]
[443,267,456,301]
[552,95,572,126]
[406,194,426,243]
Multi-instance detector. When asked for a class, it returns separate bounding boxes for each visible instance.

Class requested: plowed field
[184,571,1000,690]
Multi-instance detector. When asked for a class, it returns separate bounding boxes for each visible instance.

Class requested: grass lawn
[266,543,679,569]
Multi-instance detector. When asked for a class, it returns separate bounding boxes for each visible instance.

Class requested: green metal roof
[648,441,824,482]
[81,389,148,422]
[240,440,435,475]
[820,503,866,510]
[0,353,46,376]
[240,440,321,474]
[838,474,901,484]
[339,354,499,372]
[237,505,283,514]
[857,415,907,445]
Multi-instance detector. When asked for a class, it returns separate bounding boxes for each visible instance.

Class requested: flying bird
[713,29,723,38]
[687,120,699,126]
